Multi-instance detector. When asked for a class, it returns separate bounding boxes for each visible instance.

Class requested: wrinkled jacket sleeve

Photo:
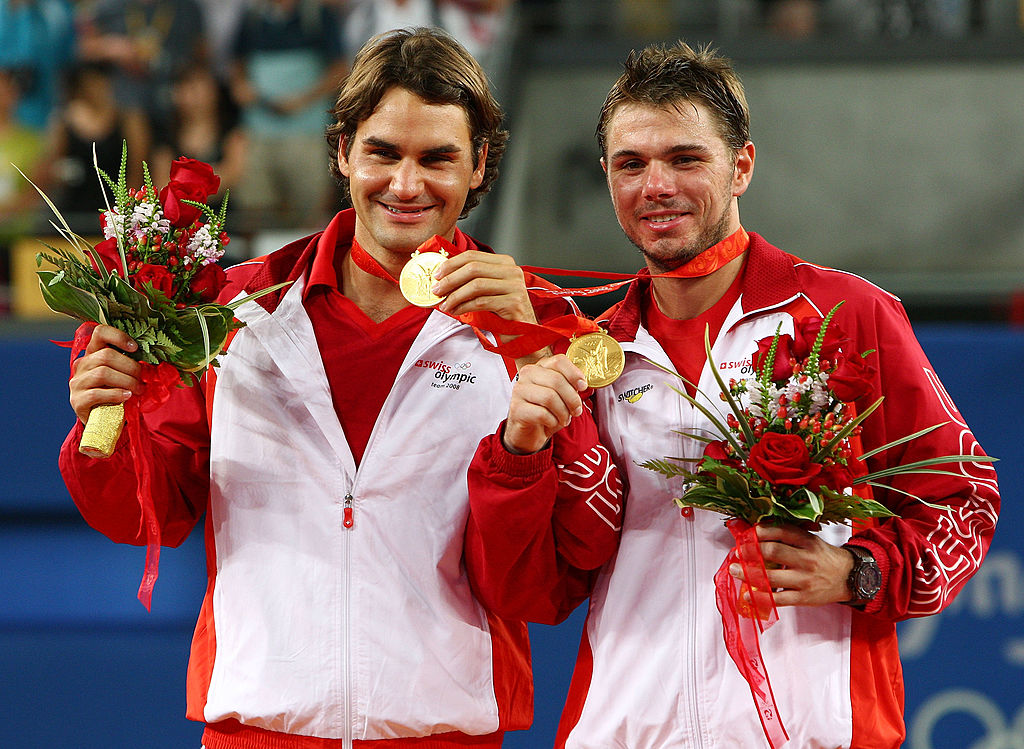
[466,400,623,625]
[837,293,999,621]
[58,363,211,549]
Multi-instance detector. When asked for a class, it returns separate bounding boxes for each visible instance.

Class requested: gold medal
[566,331,624,388]
[399,249,449,307]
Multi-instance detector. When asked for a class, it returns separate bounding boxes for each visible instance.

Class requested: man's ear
[732,141,755,198]
[470,141,489,190]
[337,135,351,178]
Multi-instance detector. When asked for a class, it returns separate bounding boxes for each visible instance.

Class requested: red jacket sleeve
[835,292,999,620]
[466,400,623,625]
[58,371,211,548]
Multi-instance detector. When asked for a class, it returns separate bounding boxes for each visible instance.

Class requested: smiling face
[601,99,754,273]
[338,86,487,262]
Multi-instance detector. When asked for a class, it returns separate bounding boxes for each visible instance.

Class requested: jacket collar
[601,232,803,342]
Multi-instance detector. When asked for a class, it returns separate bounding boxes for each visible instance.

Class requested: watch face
[855,563,882,599]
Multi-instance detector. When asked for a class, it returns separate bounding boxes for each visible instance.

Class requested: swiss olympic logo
[415,358,477,391]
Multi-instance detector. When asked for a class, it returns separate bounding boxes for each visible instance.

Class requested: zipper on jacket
[343,491,354,748]
[683,516,706,748]
[343,493,354,529]
[679,390,707,749]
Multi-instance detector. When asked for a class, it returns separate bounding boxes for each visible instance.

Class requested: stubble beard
[628,204,734,275]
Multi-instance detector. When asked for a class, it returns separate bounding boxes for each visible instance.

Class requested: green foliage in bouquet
[639,303,995,526]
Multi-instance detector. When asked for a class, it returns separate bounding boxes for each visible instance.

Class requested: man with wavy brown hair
[59,27,620,749]
[327,26,506,219]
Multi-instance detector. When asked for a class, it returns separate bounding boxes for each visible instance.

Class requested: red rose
[89,237,123,275]
[702,440,741,469]
[792,316,852,364]
[134,263,176,299]
[814,455,868,493]
[752,333,796,381]
[747,432,823,487]
[159,158,221,228]
[828,352,876,403]
[752,316,854,382]
[191,262,227,302]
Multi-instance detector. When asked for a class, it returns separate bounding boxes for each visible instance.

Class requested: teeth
[385,205,425,214]
[647,214,682,223]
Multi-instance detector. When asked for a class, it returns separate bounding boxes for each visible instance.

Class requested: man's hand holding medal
[398,235,625,456]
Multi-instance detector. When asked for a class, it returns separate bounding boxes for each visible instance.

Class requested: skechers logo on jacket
[415,359,477,390]
[618,384,653,403]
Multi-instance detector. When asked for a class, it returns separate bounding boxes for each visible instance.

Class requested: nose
[390,158,424,200]
[642,161,676,200]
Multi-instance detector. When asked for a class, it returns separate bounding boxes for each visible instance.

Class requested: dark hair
[597,41,750,157]
[326,27,508,218]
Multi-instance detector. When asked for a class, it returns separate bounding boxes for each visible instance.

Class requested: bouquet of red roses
[640,302,994,749]
[29,143,283,459]
[36,144,236,386]
[640,302,986,525]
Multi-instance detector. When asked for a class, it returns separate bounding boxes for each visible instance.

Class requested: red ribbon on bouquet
[59,323,181,610]
[713,518,790,749]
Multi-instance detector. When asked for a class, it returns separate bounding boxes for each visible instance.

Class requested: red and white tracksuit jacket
[466,232,999,748]
[58,211,621,748]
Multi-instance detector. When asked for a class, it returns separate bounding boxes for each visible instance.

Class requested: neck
[650,251,745,320]
[341,248,411,323]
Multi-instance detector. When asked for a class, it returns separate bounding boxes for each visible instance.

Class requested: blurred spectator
[229,0,347,229]
[150,66,247,200]
[342,1,514,82]
[342,0,438,57]
[0,67,47,314]
[438,1,515,81]
[49,62,149,230]
[77,0,208,152]
[0,0,75,131]
[761,0,821,37]
[194,0,249,82]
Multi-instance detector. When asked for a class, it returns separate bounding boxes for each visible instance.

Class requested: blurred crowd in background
[1,0,1022,317]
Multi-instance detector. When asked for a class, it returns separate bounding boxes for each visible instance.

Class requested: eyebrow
[362,136,463,155]
[608,144,711,162]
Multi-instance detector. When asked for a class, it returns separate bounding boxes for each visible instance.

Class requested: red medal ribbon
[59,325,181,611]
[713,518,790,748]
[521,227,750,298]
[349,238,401,284]
[349,236,602,358]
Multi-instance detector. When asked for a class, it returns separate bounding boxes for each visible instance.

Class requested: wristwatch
[842,544,881,607]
